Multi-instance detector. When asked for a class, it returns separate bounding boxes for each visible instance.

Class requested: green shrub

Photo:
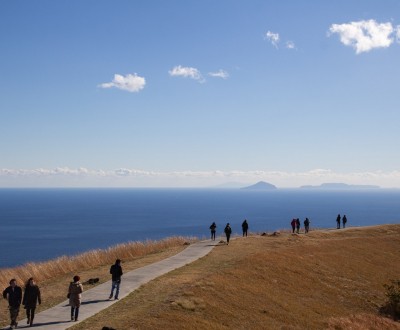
[382,279,400,320]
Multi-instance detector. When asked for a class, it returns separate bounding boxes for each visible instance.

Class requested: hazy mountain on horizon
[242,181,277,190]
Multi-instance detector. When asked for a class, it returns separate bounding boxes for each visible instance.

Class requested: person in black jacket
[224,223,232,245]
[241,219,249,237]
[23,277,41,327]
[3,278,22,329]
[109,259,123,300]
[209,222,217,240]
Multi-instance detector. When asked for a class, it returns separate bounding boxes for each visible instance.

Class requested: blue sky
[1,0,400,188]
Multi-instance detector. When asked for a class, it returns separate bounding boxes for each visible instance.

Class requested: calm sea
[0,188,399,268]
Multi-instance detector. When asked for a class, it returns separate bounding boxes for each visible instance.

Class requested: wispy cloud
[285,41,296,50]
[328,19,395,54]
[99,73,146,92]
[264,31,280,48]
[1,167,400,188]
[396,25,400,42]
[208,69,229,79]
[169,65,204,82]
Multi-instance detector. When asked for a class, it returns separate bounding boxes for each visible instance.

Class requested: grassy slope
[0,244,187,328]
[70,225,400,330]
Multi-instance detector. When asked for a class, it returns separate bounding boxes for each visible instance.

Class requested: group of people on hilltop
[209,219,249,245]
[336,214,348,229]
[291,218,311,234]
[2,258,123,328]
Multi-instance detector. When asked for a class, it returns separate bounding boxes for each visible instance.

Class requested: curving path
[1,240,217,330]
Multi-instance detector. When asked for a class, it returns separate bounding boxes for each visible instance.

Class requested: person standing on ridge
[2,279,22,329]
[242,219,249,237]
[209,222,217,241]
[109,259,123,300]
[291,219,296,233]
[22,277,41,327]
[295,218,301,234]
[336,214,341,229]
[224,223,232,245]
[304,218,310,234]
[343,215,347,228]
[68,275,83,322]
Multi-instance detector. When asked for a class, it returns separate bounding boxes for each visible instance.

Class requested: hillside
[70,225,400,330]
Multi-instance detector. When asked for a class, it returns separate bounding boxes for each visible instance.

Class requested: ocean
[0,188,399,268]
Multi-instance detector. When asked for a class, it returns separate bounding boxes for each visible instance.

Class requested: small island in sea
[241,181,277,190]
[300,182,380,189]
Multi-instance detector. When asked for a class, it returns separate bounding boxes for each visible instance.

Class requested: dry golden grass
[0,237,192,327]
[68,225,400,330]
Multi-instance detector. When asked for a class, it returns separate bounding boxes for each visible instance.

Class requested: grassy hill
[71,225,400,329]
[1,225,399,329]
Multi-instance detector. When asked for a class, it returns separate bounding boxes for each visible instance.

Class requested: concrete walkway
[2,240,217,330]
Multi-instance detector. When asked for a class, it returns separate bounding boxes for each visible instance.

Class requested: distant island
[242,181,277,190]
[300,183,380,189]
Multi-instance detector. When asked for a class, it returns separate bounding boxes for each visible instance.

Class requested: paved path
[2,240,217,330]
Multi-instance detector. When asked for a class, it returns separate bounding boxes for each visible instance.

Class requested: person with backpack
[109,259,123,300]
[224,223,232,245]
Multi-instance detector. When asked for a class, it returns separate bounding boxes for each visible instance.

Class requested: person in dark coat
[2,278,22,329]
[295,218,301,234]
[241,219,249,237]
[291,219,296,233]
[336,214,341,229]
[68,275,83,322]
[109,259,123,300]
[343,215,348,228]
[209,222,217,241]
[224,223,232,245]
[304,218,310,234]
[22,277,41,327]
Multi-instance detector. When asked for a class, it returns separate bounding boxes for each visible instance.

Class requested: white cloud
[99,73,146,92]
[286,41,296,49]
[264,31,280,48]
[328,19,394,54]
[396,25,400,42]
[2,167,400,188]
[208,69,229,79]
[169,65,204,82]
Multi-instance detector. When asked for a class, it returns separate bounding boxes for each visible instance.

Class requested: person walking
[295,218,301,234]
[224,223,232,245]
[22,277,41,327]
[209,222,217,241]
[3,279,23,329]
[241,219,249,237]
[68,275,83,322]
[336,214,341,229]
[304,218,310,234]
[291,219,296,233]
[343,215,347,228]
[109,259,123,300]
